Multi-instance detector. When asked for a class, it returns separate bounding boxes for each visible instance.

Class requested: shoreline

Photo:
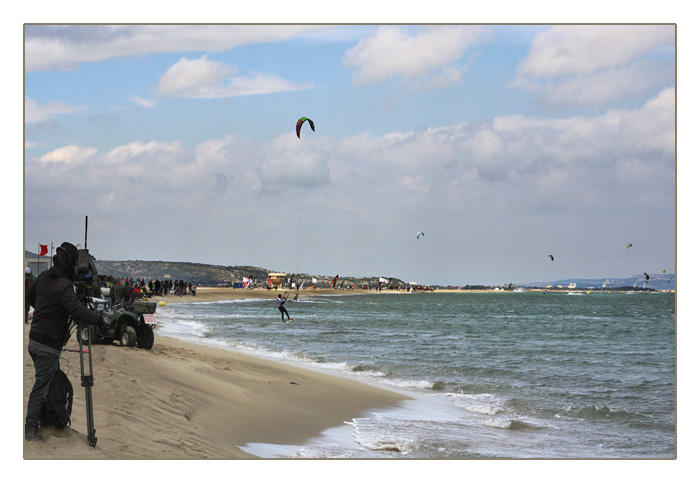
[154,286,673,305]
[23,312,409,459]
[154,286,385,303]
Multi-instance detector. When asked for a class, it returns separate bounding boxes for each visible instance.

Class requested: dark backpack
[40,368,73,429]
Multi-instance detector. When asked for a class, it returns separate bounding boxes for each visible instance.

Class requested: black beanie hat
[56,242,79,269]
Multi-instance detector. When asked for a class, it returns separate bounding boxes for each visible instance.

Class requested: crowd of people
[98,276,197,304]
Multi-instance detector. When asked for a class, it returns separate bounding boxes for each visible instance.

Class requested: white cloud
[28,87,674,194]
[130,96,156,108]
[399,175,428,192]
[102,140,192,182]
[38,145,97,164]
[105,140,181,162]
[156,56,313,98]
[24,24,333,72]
[257,148,330,192]
[25,96,83,123]
[616,87,675,157]
[343,25,491,87]
[536,60,674,107]
[517,25,675,78]
[24,87,675,280]
[513,25,675,107]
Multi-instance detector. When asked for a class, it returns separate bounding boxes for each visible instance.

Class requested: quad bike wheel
[120,325,137,347]
[77,325,97,345]
[138,329,155,350]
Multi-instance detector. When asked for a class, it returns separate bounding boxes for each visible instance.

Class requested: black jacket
[26,264,102,352]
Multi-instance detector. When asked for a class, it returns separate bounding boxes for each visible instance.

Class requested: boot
[25,425,43,442]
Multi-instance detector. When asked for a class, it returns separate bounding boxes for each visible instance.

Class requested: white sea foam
[159,307,432,391]
[156,311,354,372]
[156,313,209,338]
[438,392,507,416]
[478,417,517,429]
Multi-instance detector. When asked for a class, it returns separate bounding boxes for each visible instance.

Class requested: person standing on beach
[25,267,34,324]
[24,242,107,442]
[276,293,293,323]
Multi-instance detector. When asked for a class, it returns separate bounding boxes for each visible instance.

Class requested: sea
[155,291,676,459]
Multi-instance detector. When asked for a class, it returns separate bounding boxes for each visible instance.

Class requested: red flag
[39,244,48,256]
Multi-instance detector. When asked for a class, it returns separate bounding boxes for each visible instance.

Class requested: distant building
[25,250,51,276]
[268,272,286,289]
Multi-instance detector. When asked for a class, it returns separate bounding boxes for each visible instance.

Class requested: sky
[21,18,678,286]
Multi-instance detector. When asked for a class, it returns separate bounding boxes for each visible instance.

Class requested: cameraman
[24,242,106,442]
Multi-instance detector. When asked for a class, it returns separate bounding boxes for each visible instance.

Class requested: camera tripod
[77,323,97,447]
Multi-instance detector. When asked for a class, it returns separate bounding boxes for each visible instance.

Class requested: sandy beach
[22,288,409,459]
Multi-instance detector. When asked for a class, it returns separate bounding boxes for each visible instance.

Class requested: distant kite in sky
[416,232,425,239]
[644,273,650,283]
[296,117,315,138]
[627,243,633,249]
[548,255,554,261]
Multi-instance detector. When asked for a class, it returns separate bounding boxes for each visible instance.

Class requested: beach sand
[22,288,409,459]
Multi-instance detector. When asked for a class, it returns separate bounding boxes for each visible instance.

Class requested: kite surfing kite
[296,117,315,138]
[627,243,633,249]
[644,273,650,283]
[416,232,425,239]
[548,255,554,261]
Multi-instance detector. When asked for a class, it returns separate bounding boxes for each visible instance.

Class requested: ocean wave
[294,445,352,458]
[157,315,426,391]
[438,392,508,416]
[349,418,417,455]
[477,417,542,431]
[196,312,259,320]
[156,316,209,338]
[557,404,634,421]
[357,439,414,453]
[351,364,386,378]
[292,298,326,304]
[318,330,367,336]
[377,373,434,390]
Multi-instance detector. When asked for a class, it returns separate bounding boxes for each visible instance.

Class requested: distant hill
[79,259,678,291]
[523,274,675,291]
[94,259,405,288]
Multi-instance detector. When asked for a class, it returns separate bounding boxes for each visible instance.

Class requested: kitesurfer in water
[276,293,293,323]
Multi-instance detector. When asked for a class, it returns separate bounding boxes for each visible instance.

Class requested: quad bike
[76,297,157,350]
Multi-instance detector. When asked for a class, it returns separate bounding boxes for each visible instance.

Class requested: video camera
[73,248,95,302]
[72,213,104,311]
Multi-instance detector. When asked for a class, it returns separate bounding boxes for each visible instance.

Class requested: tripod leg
[78,325,97,447]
